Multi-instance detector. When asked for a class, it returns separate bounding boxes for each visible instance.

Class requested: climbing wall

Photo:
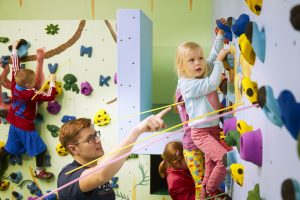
[212,0,300,199]
[0,17,173,200]
[0,20,118,198]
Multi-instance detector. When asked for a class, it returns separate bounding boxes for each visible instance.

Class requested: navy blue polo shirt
[57,160,115,200]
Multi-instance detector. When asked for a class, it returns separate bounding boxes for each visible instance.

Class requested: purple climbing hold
[80,81,93,96]
[240,129,263,166]
[46,101,61,115]
[223,117,237,135]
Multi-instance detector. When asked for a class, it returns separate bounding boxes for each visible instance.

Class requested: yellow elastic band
[65,102,243,175]
[31,59,70,100]
[119,102,184,120]
[31,82,49,100]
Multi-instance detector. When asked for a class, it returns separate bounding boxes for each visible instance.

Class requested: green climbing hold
[0,37,9,43]
[247,183,262,200]
[45,24,59,35]
[47,124,60,137]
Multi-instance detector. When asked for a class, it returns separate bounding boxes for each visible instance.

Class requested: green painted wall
[0,0,212,104]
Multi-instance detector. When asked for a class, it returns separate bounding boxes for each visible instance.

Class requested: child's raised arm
[32,74,56,102]
[207,18,226,68]
[11,40,21,77]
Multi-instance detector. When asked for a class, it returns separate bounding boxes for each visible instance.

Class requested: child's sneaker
[34,169,54,180]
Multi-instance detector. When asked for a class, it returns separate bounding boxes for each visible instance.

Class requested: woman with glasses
[57,107,171,200]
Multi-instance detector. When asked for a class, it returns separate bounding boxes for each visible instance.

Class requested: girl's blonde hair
[175,42,209,78]
[158,141,184,178]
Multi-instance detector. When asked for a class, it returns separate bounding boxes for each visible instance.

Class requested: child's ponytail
[158,160,168,178]
[158,141,184,179]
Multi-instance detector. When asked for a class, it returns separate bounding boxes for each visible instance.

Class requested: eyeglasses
[73,131,101,145]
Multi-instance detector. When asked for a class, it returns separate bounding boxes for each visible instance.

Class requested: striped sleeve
[32,86,57,102]
[11,50,20,76]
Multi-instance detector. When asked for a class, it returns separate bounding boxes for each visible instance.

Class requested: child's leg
[4,125,25,156]
[0,125,20,176]
[206,160,227,195]
[0,148,9,159]
[183,149,205,200]
[192,127,227,195]
[36,149,46,168]
[0,148,9,176]
[34,149,54,179]
[20,128,54,180]
[201,158,215,199]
